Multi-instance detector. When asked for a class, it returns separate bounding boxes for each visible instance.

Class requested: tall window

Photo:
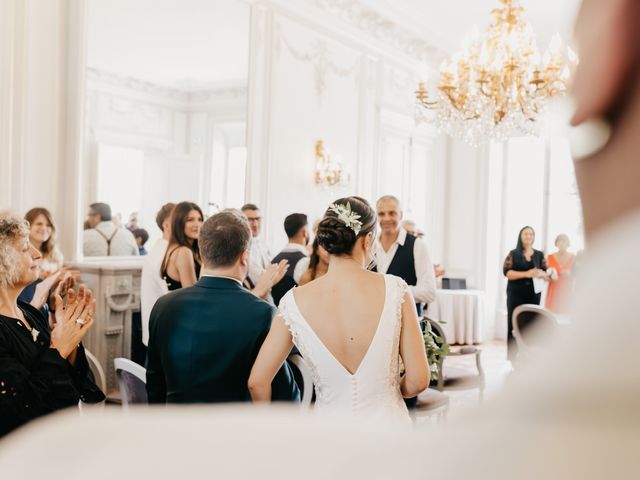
[208,123,247,214]
[96,144,144,224]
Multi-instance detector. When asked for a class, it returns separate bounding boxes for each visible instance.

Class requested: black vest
[270,249,307,306]
[373,233,424,317]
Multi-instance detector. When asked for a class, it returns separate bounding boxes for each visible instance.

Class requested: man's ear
[240,249,249,266]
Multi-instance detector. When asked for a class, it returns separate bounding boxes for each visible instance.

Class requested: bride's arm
[399,291,430,398]
[248,314,294,402]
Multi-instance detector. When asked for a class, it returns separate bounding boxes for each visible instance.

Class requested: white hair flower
[329,202,363,235]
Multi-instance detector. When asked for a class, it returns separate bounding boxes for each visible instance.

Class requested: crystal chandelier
[415,0,577,145]
[314,140,349,187]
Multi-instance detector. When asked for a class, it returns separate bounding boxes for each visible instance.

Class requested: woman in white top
[249,196,429,421]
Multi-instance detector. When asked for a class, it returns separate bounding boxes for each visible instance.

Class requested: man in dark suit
[146,209,299,404]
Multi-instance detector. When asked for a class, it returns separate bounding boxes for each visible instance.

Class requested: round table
[427,289,485,345]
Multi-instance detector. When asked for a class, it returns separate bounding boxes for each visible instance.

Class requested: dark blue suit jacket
[146,276,299,404]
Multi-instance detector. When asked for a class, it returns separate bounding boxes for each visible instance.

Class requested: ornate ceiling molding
[313,0,444,62]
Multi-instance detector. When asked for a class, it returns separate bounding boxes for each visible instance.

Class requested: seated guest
[141,203,174,347]
[19,208,67,311]
[0,214,104,437]
[146,209,299,404]
[133,228,149,256]
[83,202,139,256]
[270,213,309,306]
[299,238,329,285]
[161,202,203,291]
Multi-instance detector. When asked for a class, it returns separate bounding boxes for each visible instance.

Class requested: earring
[569,116,612,160]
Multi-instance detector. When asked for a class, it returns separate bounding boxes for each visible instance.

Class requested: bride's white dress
[278,274,410,421]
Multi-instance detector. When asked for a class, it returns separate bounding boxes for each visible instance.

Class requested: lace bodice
[279,274,410,422]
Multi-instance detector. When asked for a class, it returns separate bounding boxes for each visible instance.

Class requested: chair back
[287,354,313,407]
[114,358,148,407]
[513,304,558,351]
[442,278,467,290]
[84,349,107,395]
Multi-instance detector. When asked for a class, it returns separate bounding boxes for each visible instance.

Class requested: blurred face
[520,228,535,247]
[377,199,402,235]
[184,209,203,241]
[556,237,570,252]
[87,208,101,228]
[317,244,330,265]
[243,209,261,237]
[29,214,52,246]
[13,235,41,287]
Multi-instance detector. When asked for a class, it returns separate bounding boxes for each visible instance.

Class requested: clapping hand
[51,284,96,360]
[253,260,289,299]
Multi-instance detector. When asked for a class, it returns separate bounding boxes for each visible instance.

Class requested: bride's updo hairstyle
[317,196,376,255]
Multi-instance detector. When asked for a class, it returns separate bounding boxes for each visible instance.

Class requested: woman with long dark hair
[298,238,330,285]
[503,226,549,361]
[161,202,203,291]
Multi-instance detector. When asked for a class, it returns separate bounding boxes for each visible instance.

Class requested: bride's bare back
[292,267,385,375]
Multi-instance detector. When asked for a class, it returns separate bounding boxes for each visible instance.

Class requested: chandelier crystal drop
[415,0,577,145]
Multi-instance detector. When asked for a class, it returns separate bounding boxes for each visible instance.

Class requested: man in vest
[373,195,436,318]
[83,202,139,257]
[270,213,309,306]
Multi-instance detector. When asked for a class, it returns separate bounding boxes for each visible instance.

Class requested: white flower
[329,202,363,235]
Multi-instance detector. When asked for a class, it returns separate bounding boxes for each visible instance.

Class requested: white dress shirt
[280,243,310,284]
[140,238,169,345]
[83,221,139,257]
[248,237,273,283]
[373,228,436,304]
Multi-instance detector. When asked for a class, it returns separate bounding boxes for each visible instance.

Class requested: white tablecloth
[427,289,485,345]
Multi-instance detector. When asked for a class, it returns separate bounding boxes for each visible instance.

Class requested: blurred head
[317,196,377,266]
[0,214,41,290]
[309,238,330,278]
[24,207,56,255]
[376,195,402,235]
[155,203,176,235]
[133,228,149,248]
[284,213,309,244]
[555,234,570,252]
[241,204,262,238]
[88,202,111,228]
[128,212,139,227]
[401,219,417,237]
[517,226,536,251]
[199,209,251,276]
[171,202,204,248]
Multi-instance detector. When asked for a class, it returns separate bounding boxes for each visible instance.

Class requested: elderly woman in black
[0,214,104,436]
[503,226,549,362]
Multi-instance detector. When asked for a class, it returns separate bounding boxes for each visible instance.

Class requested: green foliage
[423,319,450,381]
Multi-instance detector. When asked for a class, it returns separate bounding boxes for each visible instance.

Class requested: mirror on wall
[81,0,250,257]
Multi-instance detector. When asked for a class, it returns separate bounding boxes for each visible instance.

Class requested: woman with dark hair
[0,214,104,436]
[503,226,549,361]
[298,238,329,285]
[161,202,203,291]
[249,196,429,421]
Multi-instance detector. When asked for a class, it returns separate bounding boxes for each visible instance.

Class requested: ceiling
[365,0,582,54]
[87,0,250,91]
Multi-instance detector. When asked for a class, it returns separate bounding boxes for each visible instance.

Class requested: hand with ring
[50,284,96,359]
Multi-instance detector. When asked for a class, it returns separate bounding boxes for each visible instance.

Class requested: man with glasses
[241,204,273,287]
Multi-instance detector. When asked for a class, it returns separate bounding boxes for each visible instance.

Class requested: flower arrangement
[423,319,449,381]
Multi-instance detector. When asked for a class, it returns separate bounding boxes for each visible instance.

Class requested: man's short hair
[376,195,402,212]
[284,213,308,239]
[199,209,251,268]
[155,203,176,231]
[241,203,259,212]
[133,228,149,246]
[89,202,112,222]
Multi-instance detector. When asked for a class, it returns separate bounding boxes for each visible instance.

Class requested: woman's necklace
[15,314,40,343]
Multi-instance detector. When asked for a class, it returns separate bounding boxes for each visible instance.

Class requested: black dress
[162,248,201,291]
[503,249,547,361]
[0,301,105,436]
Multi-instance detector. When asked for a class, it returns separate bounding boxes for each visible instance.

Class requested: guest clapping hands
[0,214,104,437]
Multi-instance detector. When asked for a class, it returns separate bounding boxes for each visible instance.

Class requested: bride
[249,196,429,420]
